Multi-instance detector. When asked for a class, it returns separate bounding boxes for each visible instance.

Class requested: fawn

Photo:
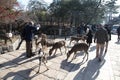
[49,41,66,56]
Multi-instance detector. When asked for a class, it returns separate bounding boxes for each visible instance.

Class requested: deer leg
[37,57,42,73]
[43,60,49,70]
[72,52,76,60]
[83,52,86,60]
[86,52,89,61]
[64,46,67,54]
[45,56,47,63]
[69,40,71,45]
[9,38,12,43]
[83,51,88,61]
[54,49,57,55]
[59,48,62,55]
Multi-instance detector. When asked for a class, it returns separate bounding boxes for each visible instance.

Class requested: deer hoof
[36,71,39,74]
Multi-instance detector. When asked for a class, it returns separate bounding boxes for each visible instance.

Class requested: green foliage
[27,0,48,22]
[48,0,105,25]
[26,0,120,25]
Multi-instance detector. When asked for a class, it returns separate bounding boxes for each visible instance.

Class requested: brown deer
[0,30,12,44]
[67,43,89,61]
[36,38,55,48]
[49,41,66,56]
[69,36,82,44]
[0,35,12,44]
[35,33,49,48]
[41,33,47,39]
[69,35,87,44]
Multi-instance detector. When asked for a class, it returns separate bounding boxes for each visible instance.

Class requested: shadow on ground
[2,65,49,80]
[0,52,39,72]
[60,59,86,72]
[73,58,105,80]
[89,45,96,52]
[115,41,120,45]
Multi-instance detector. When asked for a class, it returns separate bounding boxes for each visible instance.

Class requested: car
[111,25,119,34]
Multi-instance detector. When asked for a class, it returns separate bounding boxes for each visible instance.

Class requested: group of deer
[68,35,89,61]
[35,33,89,73]
[35,33,66,73]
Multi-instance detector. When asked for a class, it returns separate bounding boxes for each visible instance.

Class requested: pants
[96,43,105,59]
[26,41,32,57]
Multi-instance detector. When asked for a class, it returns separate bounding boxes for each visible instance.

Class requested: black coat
[86,32,93,43]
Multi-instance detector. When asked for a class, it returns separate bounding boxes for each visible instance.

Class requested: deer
[0,35,12,44]
[35,33,50,49]
[69,36,82,44]
[37,47,49,73]
[49,40,66,56]
[41,33,47,39]
[0,30,12,44]
[67,43,89,61]
[69,35,87,44]
[36,38,55,48]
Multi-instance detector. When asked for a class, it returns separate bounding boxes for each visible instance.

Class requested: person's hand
[37,27,40,30]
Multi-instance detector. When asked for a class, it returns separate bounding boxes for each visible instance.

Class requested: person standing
[86,29,93,47]
[104,24,111,41]
[23,21,37,58]
[94,24,108,62]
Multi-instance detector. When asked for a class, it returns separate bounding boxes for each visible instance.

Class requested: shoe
[26,55,31,58]
[26,53,35,58]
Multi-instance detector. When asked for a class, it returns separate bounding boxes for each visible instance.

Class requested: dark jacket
[94,27,108,44]
[23,24,37,41]
[86,30,93,43]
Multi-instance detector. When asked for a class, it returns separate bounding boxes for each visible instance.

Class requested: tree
[0,0,20,22]
[27,0,48,23]
[105,0,120,23]
[49,0,105,26]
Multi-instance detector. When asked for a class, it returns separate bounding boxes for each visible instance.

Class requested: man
[23,21,37,58]
[94,24,108,62]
